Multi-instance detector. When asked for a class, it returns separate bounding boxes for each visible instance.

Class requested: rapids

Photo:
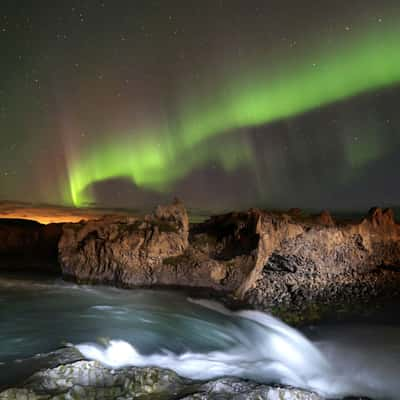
[1,274,399,399]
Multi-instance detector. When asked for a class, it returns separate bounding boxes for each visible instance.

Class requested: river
[1,273,399,399]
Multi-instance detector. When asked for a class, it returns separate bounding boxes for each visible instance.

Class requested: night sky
[1,0,400,211]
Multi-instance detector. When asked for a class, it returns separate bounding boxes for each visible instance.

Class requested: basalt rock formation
[57,202,400,311]
[245,207,400,311]
[0,219,63,272]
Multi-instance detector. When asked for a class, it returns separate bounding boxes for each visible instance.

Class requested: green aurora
[66,23,400,206]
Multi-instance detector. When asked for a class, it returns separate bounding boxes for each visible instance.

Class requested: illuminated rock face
[0,349,322,400]
[58,202,400,310]
[59,200,190,286]
[58,203,260,291]
[245,207,400,310]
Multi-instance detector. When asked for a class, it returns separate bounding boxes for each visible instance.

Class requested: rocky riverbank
[2,201,400,314]
[0,347,321,400]
[1,206,397,399]
[58,201,400,314]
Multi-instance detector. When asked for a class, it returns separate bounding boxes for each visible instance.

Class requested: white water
[76,299,365,398]
[1,274,400,398]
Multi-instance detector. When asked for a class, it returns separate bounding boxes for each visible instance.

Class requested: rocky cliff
[58,202,400,310]
[59,201,192,286]
[245,207,400,311]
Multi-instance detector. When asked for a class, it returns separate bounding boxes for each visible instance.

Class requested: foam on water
[76,299,368,398]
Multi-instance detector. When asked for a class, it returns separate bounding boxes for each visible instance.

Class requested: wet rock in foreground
[0,353,321,400]
[182,378,322,400]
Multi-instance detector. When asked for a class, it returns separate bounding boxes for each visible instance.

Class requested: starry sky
[1,0,400,212]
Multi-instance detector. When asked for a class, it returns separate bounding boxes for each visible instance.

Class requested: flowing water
[1,273,399,399]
